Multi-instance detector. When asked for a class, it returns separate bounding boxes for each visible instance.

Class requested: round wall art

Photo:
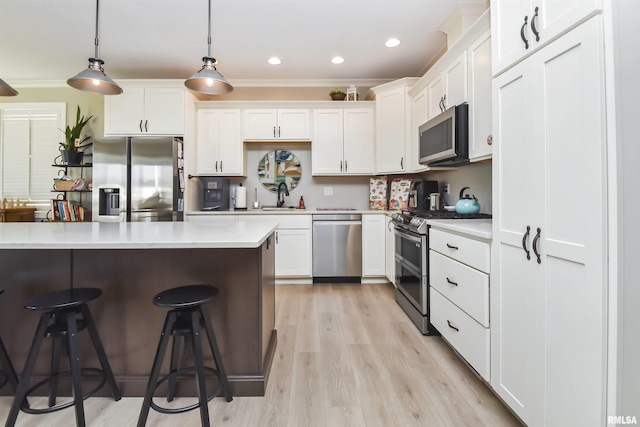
[258,149,301,193]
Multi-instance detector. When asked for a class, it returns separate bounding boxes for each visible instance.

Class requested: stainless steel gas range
[391,210,491,335]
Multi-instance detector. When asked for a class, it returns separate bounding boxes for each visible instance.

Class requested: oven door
[394,227,428,314]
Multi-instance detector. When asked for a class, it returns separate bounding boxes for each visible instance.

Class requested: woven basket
[53,180,74,191]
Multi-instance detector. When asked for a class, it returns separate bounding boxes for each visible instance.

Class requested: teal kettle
[455,187,480,214]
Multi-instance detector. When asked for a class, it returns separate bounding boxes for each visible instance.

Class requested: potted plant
[330,88,346,101]
[59,106,93,165]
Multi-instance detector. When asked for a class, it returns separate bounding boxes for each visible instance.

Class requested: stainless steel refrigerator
[92,136,184,222]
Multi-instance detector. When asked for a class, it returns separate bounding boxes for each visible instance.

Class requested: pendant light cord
[207,0,212,58]
[94,0,100,59]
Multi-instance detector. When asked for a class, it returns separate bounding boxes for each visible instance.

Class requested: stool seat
[153,285,218,308]
[24,288,102,311]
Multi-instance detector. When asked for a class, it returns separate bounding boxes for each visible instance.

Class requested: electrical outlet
[324,187,333,196]
[443,184,450,195]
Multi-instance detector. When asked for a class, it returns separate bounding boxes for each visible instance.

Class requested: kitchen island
[0,221,277,397]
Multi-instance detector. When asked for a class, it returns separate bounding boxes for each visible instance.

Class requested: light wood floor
[0,283,522,426]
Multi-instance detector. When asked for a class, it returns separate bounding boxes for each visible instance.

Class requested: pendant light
[0,78,18,97]
[184,0,232,95]
[67,0,122,95]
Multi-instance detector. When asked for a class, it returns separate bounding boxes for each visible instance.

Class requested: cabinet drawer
[430,288,490,381]
[429,250,489,327]
[429,229,490,273]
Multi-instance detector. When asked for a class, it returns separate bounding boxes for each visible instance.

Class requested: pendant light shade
[185,0,232,95]
[0,78,19,96]
[67,0,122,95]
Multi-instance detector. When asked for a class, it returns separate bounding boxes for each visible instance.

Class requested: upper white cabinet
[312,107,374,175]
[195,108,244,176]
[427,53,468,120]
[104,87,185,135]
[491,0,601,75]
[491,17,606,427]
[243,109,310,141]
[468,29,493,161]
[371,78,418,174]
[362,213,386,277]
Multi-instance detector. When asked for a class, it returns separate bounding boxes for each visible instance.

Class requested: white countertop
[0,221,278,249]
[427,219,493,240]
[187,209,390,215]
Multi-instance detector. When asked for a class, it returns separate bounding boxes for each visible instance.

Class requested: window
[0,103,65,213]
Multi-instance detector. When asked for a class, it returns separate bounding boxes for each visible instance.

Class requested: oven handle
[393,228,423,244]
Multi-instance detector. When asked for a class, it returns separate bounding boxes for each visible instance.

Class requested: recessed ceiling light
[268,57,281,65]
[331,56,344,64]
[385,38,401,48]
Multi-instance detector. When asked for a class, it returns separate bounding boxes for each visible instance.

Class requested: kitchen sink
[260,206,298,211]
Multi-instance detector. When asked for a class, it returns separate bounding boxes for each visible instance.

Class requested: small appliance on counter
[455,186,481,214]
[199,177,230,211]
[408,180,439,212]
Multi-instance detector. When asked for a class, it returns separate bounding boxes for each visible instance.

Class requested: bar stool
[5,287,122,427]
[137,285,232,427]
[0,289,19,394]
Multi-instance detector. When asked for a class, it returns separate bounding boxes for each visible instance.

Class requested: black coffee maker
[408,180,439,212]
[199,177,230,210]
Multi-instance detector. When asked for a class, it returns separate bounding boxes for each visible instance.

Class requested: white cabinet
[104,87,185,135]
[491,17,606,427]
[362,214,386,277]
[384,215,395,284]
[312,108,374,175]
[427,53,468,120]
[409,87,429,173]
[275,228,312,277]
[243,109,310,141]
[371,78,417,174]
[468,29,493,161]
[429,228,491,381]
[491,0,601,75]
[195,109,244,176]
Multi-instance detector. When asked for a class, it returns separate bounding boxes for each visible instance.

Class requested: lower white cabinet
[362,213,386,277]
[384,215,395,284]
[429,227,491,381]
[274,228,312,277]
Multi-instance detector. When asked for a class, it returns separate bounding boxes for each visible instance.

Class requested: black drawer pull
[522,225,531,260]
[531,7,540,42]
[446,277,458,286]
[533,227,541,264]
[446,243,459,250]
[447,320,459,332]
[521,16,529,49]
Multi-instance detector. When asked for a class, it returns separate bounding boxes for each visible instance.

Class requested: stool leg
[0,337,19,393]
[66,311,86,427]
[48,336,63,407]
[80,304,121,401]
[137,311,176,427]
[200,306,233,402]
[5,313,50,427]
[190,311,210,427]
[167,334,181,402]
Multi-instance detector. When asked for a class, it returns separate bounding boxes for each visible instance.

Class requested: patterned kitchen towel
[369,176,388,210]
[389,178,412,211]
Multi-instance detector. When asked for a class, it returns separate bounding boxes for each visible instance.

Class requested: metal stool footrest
[150,366,223,414]
[21,368,107,415]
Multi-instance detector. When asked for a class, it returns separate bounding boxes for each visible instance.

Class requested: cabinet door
[275,229,312,277]
[277,109,310,140]
[491,0,531,76]
[217,110,243,175]
[384,216,395,284]
[104,87,145,135]
[535,0,601,52]
[362,214,386,277]
[427,74,445,120]
[443,52,467,109]
[343,108,374,175]
[468,30,493,161]
[144,88,185,135]
[312,109,344,175]
[375,88,406,173]
[195,109,220,175]
[243,109,277,140]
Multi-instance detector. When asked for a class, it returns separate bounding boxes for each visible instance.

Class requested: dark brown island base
[0,221,277,398]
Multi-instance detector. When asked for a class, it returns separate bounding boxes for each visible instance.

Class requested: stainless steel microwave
[418,103,469,166]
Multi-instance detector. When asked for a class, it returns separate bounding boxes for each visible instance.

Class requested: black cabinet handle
[278,126,281,138]
[145,120,148,132]
[531,7,540,42]
[447,320,459,332]
[139,120,143,132]
[340,161,343,172]
[446,277,458,286]
[273,126,276,138]
[521,16,529,49]
[215,161,218,172]
[220,161,223,172]
[442,94,447,110]
[533,227,541,264]
[345,160,348,172]
[275,231,279,244]
[400,157,404,169]
[446,243,459,250]
[522,225,531,260]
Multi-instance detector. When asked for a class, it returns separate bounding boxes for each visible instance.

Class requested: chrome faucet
[276,182,289,207]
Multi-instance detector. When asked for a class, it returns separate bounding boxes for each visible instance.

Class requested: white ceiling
[0,0,484,87]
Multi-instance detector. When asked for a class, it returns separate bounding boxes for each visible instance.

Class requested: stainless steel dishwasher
[312,214,362,283]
